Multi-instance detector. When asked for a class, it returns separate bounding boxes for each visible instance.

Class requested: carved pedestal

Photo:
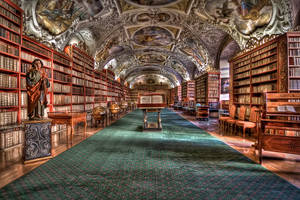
[23,119,52,164]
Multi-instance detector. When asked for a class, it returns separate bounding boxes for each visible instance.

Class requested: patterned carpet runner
[1,109,300,199]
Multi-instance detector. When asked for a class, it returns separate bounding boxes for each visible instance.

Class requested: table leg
[67,125,70,148]
[143,110,147,129]
[84,121,87,139]
[157,110,161,129]
[71,123,74,147]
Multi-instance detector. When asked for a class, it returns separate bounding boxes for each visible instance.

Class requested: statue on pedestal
[26,59,50,120]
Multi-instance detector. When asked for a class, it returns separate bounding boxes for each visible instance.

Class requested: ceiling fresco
[21,0,295,87]
[126,0,180,7]
[132,26,173,46]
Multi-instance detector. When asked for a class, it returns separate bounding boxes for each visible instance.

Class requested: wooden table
[48,112,87,148]
[139,106,165,131]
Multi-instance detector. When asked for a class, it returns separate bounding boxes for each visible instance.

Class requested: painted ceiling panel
[21,0,294,87]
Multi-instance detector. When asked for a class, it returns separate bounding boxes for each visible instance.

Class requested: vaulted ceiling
[21,0,295,88]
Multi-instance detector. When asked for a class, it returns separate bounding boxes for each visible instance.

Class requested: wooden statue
[26,59,50,120]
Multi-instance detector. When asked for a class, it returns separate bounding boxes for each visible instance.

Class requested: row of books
[0,40,18,56]
[86,68,94,75]
[252,55,277,68]
[265,129,300,136]
[289,80,300,89]
[0,73,17,88]
[253,83,276,93]
[53,83,71,93]
[54,71,71,83]
[53,95,71,105]
[234,86,250,94]
[73,49,94,65]
[0,26,20,43]
[289,49,300,56]
[85,80,93,88]
[95,96,106,102]
[21,52,51,67]
[72,86,83,94]
[72,104,84,112]
[289,37,300,42]
[22,39,51,57]
[95,83,108,90]
[0,92,18,106]
[234,58,251,69]
[85,103,93,111]
[54,63,71,74]
[252,73,277,83]
[252,97,262,104]
[85,88,93,96]
[234,54,251,65]
[53,105,71,112]
[72,76,84,85]
[0,0,20,15]
[0,129,23,150]
[72,95,84,104]
[290,57,300,66]
[234,71,250,80]
[252,43,277,57]
[252,48,276,62]
[234,65,250,74]
[234,95,250,104]
[21,108,27,120]
[0,111,17,126]
[0,16,21,33]
[0,5,20,24]
[85,96,95,103]
[85,73,93,81]
[21,92,26,106]
[72,62,84,72]
[252,63,276,75]
[53,53,70,66]
[233,79,250,87]
[289,68,300,77]
[289,43,300,48]
[0,53,18,72]
[72,69,84,78]
[107,97,117,102]
[20,77,25,89]
[20,62,31,73]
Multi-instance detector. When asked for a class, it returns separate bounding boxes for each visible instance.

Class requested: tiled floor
[0,109,300,189]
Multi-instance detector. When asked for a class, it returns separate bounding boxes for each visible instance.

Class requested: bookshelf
[195,72,220,108]
[230,32,300,119]
[0,0,23,167]
[181,81,194,101]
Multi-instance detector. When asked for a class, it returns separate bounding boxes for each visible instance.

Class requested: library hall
[1,0,300,199]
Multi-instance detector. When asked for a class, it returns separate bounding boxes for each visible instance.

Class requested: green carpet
[1,109,300,200]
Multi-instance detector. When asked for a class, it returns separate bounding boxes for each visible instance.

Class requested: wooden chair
[236,106,259,138]
[219,104,236,135]
[226,105,246,135]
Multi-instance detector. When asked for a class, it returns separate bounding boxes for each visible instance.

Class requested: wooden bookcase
[195,72,220,108]
[230,32,300,118]
[181,81,195,101]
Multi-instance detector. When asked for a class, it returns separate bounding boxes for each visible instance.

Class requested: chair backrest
[249,106,259,123]
[238,106,246,121]
[229,104,236,118]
